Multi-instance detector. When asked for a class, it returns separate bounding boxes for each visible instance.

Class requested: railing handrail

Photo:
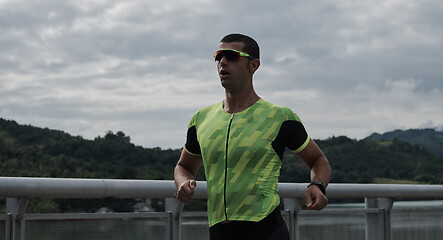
[1,177,442,199]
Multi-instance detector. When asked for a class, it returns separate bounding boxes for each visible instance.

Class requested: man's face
[216,42,251,91]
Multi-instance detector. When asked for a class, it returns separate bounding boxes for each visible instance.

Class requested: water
[182,203,443,240]
[25,218,167,240]
[295,209,443,240]
[391,210,443,240]
[6,201,443,240]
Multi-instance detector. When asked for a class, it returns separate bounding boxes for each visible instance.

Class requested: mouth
[219,69,230,78]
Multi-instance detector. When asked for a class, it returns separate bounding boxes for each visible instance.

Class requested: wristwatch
[307,182,326,195]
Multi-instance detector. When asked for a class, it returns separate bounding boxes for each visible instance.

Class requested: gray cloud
[1,0,442,148]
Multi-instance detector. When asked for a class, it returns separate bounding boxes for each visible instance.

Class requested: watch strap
[307,182,326,195]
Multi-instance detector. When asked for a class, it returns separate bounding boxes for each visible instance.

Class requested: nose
[218,55,228,66]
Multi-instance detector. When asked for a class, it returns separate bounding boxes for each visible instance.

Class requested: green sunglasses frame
[213,49,252,61]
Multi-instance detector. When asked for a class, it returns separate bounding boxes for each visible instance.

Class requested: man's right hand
[175,180,197,203]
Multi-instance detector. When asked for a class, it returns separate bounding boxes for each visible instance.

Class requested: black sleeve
[184,126,201,155]
[272,120,308,160]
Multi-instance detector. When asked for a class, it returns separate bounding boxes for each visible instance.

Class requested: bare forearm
[174,149,202,188]
[174,164,196,188]
[310,156,331,187]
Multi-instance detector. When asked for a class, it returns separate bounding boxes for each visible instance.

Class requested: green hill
[0,118,182,213]
[367,128,443,158]
[316,136,442,184]
[280,136,443,185]
[0,118,180,180]
[1,118,443,212]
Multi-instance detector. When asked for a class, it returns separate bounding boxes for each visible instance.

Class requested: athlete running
[174,33,331,240]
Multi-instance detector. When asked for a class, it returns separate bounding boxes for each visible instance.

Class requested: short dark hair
[220,33,260,60]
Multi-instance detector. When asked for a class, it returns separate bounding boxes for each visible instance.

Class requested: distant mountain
[0,118,182,213]
[280,135,443,186]
[1,118,443,212]
[367,128,443,158]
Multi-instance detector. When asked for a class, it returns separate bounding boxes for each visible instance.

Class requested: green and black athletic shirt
[184,99,310,227]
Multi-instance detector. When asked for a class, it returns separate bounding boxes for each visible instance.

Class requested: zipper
[224,113,235,221]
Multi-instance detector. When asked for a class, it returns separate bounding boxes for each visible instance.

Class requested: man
[174,33,331,240]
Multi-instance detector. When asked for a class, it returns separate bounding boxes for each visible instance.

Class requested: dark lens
[215,50,241,62]
[214,51,224,61]
[224,51,241,61]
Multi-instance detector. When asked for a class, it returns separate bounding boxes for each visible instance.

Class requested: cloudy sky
[1,0,442,149]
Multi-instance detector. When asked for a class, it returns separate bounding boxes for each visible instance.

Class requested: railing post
[378,198,393,240]
[165,198,184,240]
[365,198,381,240]
[5,213,11,240]
[365,198,392,240]
[6,198,28,240]
[284,198,302,240]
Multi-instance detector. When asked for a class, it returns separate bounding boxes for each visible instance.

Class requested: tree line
[1,118,442,212]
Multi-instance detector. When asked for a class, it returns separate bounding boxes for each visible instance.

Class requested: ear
[248,59,260,74]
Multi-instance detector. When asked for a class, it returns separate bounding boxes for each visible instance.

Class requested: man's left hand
[305,186,328,210]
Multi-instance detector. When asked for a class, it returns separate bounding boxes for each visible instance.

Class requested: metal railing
[1,177,443,240]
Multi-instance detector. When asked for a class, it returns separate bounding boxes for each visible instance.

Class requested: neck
[223,88,260,113]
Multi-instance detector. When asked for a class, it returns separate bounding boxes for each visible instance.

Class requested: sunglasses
[214,49,253,62]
